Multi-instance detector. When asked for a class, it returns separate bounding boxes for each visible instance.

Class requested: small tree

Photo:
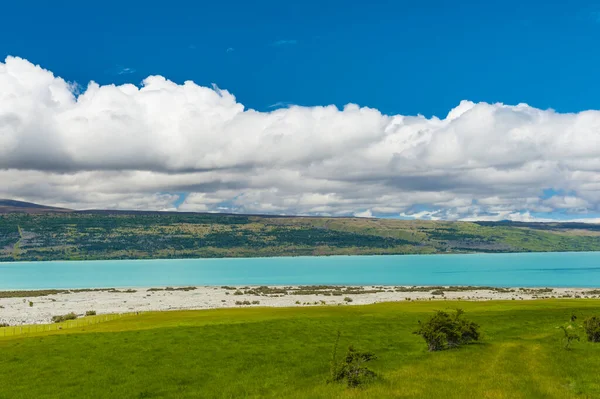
[328,331,377,388]
[414,309,480,351]
[583,316,600,343]
[344,346,377,387]
[559,325,580,349]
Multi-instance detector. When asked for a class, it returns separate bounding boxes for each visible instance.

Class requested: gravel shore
[1,285,599,325]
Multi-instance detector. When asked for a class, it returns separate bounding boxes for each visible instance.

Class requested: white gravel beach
[1,285,599,325]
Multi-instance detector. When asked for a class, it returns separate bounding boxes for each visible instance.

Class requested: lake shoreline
[3,250,600,265]
[2,285,599,325]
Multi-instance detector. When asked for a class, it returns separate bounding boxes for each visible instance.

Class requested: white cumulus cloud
[2,56,600,221]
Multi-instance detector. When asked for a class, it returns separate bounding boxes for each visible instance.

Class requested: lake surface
[1,252,600,290]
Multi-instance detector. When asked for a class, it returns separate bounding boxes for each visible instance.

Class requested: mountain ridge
[2,201,600,262]
[0,199,72,214]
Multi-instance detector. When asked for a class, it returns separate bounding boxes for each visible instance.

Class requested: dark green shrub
[414,309,480,351]
[343,346,377,387]
[29,301,33,307]
[51,312,78,323]
[583,316,600,342]
[343,297,353,303]
[0,322,9,327]
[251,300,260,305]
[328,331,377,388]
[233,290,244,296]
[452,309,480,346]
[86,310,97,316]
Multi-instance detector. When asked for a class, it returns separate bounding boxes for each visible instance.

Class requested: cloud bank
[2,56,600,221]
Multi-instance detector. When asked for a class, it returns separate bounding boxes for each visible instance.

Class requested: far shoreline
[4,249,600,265]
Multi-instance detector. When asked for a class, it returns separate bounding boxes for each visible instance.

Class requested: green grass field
[2,301,600,398]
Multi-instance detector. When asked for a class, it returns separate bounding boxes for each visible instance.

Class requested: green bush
[51,312,78,323]
[85,310,97,316]
[559,325,580,349]
[328,331,377,388]
[343,297,353,303]
[0,322,9,328]
[414,309,480,351]
[583,316,600,342]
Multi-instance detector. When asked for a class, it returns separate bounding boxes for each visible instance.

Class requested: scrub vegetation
[2,211,600,261]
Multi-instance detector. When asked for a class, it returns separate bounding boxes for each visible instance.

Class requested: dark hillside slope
[0,200,72,214]
[1,203,599,261]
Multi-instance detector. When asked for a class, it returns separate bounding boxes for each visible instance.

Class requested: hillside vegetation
[1,301,600,398]
[1,211,600,261]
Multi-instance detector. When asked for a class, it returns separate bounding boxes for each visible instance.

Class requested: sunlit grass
[1,300,600,398]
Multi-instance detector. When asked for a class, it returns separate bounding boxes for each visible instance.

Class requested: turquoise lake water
[1,252,600,289]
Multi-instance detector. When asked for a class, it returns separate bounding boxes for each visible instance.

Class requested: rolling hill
[1,200,600,261]
[0,199,72,214]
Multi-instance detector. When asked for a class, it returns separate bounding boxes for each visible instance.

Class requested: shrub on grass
[414,309,480,351]
[0,322,9,327]
[251,300,260,305]
[51,312,78,323]
[583,316,600,342]
[86,310,97,316]
[328,331,377,388]
[343,297,353,303]
[559,325,580,349]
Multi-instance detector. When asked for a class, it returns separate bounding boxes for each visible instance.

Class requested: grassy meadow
[1,300,600,398]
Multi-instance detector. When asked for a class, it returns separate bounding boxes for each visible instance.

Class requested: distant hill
[0,199,72,214]
[1,200,600,261]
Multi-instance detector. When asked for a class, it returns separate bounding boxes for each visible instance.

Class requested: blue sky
[2,0,600,117]
[2,0,600,221]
